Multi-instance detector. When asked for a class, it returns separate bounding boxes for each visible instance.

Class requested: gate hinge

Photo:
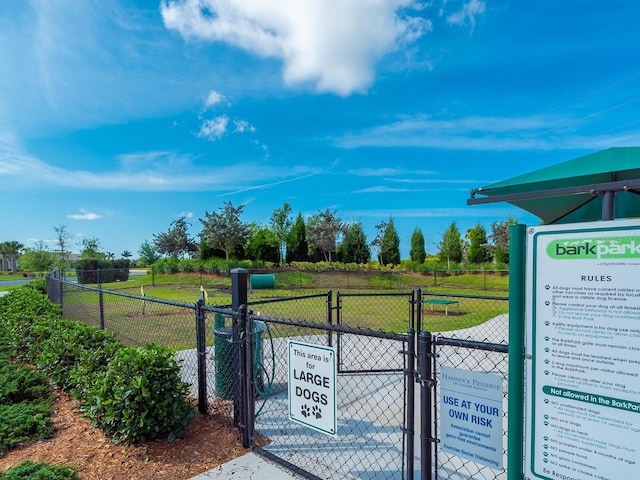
[419,379,434,388]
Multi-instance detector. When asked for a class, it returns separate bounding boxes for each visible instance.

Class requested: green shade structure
[468,147,640,223]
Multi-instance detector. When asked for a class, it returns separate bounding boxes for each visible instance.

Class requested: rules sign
[288,340,337,436]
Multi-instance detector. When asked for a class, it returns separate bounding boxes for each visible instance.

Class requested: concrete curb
[189,452,302,479]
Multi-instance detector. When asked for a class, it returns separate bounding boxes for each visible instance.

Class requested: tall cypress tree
[285,213,309,262]
[380,218,401,265]
[438,221,463,270]
[466,223,490,264]
[337,222,370,263]
[410,227,426,264]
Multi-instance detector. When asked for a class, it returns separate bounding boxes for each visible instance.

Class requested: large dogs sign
[288,340,337,436]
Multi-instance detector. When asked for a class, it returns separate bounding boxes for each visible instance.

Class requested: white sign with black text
[524,219,640,480]
[288,340,337,436]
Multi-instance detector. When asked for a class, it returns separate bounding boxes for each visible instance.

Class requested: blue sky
[1,0,639,259]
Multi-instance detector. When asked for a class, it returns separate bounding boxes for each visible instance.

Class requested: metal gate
[225,270,509,479]
[250,313,414,479]
[335,291,415,374]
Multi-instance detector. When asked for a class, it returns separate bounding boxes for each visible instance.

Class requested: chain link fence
[47,270,511,479]
[431,294,509,480]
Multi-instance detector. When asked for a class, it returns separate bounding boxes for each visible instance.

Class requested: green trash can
[214,322,266,400]
[214,327,234,400]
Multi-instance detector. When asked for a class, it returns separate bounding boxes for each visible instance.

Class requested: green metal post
[507,223,526,480]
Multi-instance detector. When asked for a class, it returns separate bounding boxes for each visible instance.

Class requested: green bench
[423,298,459,316]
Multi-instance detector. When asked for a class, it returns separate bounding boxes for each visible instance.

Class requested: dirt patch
[0,391,247,480]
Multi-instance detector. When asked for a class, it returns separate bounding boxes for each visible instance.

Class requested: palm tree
[0,242,9,271]
[121,250,133,268]
[5,241,24,274]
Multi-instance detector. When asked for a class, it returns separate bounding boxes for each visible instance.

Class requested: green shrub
[0,326,10,364]
[0,288,60,325]
[153,257,268,275]
[1,284,196,448]
[0,401,54,454]
[0,323,55,456]
[0,364,50,404]
[26,278,47,294]
[0,288,62,362]
[70,340,121,405]
[0,460,78,480]
[37,321,120,391]
[81,343,196,445]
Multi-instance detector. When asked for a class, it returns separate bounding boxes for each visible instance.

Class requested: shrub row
[150,257,510,276]
[0,284,196,446]
[75,259,131,284]
[152,257,269,275]
[0,333,54,455]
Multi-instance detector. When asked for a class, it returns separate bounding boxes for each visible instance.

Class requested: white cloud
[354,186,417,193]
[233,119,255,133]
[0,133,319,192]
[204,89,225,109]
[447,0,485,29]
[118,151,176,169]
[161,0,431,96]
[67,210,102,221]
[348,167,437,176]
[197,115,229,140]
[177,211,194,218]
[333,113,640,151]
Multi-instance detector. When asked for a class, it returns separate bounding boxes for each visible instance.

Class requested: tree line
[139,202,516,268]
[1,203,515,274]
[0,226,134,276]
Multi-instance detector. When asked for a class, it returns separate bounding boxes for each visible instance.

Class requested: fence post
[418,331,434,480]
[231,268,248,310]
[416,288,422,333]
[231,268,249,431]
[327,290,333,348]
[406,327,416,480]
[195,299,207,414]
[58,270,64,309]
[242,304,255,449]
[98,269,105,330]
[507,223,526,480]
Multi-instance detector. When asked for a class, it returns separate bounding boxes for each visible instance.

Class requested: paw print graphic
[301,404,310,418]
[312,405,322,419]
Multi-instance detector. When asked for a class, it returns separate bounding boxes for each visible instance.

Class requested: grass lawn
[57,269,509,348]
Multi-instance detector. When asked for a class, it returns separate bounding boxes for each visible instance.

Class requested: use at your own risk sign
[288,340,337,436]
[440,366,504,470]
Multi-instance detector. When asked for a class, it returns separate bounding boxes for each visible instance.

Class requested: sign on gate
[440,366,503,469]
[288,340,337,436]
[525,220,640,480]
